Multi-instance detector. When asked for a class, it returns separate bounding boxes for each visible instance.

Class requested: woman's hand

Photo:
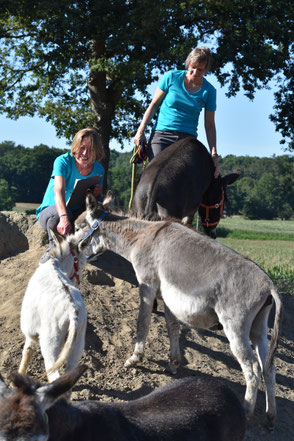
[57,215,72,236]
[134,131,146,147]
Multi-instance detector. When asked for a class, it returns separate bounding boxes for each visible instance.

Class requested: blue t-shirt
[36,152,104,218]
[153,70,216,136]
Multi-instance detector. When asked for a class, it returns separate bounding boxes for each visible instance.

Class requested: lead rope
[129,157,137,209]
[129,141,148,209]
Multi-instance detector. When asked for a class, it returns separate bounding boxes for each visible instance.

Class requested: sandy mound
[0,212,47,258]
[0,211,293,440]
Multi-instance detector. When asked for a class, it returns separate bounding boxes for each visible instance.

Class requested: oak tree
[0,0,293,183]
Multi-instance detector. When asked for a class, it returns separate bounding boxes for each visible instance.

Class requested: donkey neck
[98,218,150,261]
[50,250,83,289]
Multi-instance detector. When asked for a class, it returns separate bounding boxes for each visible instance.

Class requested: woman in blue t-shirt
[134,46,219,177]
[37,127,105,263]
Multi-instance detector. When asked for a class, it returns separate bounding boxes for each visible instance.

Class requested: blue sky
[0,74,292,158]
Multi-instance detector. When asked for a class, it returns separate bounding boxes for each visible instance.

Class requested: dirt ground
[0,212,293,440]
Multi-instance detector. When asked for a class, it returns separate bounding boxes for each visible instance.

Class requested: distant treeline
[0,141,293,220]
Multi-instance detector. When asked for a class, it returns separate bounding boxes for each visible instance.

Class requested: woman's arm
[205,110,219,178]
[54,175,72,235]
[134,88,166,146]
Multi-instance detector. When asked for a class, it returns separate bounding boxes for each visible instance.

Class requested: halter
[78,211,109,243]
[199,189,225,228]
[69,248,80,286]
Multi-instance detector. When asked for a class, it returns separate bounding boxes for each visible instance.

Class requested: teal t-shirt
[36,152,104,218]
[153,70,216,136]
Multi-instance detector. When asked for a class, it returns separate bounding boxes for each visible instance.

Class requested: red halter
[199,189,225,227]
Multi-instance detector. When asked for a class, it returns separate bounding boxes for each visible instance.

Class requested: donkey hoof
[124,354,143,368]
[165,363,178,375]
[265,414,276,431]
[124,359,134,368]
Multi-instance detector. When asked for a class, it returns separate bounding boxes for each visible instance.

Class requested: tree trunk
[87,40,122,191]
[88,73,115,191]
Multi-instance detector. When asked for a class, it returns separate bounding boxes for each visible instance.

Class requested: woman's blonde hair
[71,128,104,162]
[185,46,213,72]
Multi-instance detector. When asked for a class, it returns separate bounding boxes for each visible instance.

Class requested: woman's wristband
[212,153,218,158]
[59,214,68,219]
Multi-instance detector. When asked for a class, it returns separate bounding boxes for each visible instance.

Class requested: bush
[0,179,16,210]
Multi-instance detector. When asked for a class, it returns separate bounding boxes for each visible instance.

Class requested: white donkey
[80,192,283,429]
[19,229,90,382]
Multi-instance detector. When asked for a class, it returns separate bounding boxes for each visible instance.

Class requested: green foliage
[221,155,294,220]
[0,141,67,203]
[108,149,143,208]
[102,150,294,219]
[0,140,293,220]
[108,150,133,208]
[0,178,16,210]
[0,0,293,181]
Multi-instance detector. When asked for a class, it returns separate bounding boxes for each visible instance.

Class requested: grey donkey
[80,192,282,429]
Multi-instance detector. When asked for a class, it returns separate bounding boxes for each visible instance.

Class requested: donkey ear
[49,228,65,246]
[86,191,98,212]
[103,190,115,207]
[222,171,241,187]
[36,365,87,412]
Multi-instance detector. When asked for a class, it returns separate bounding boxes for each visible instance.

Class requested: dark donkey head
[0,367,86,441]
[198,172,240,239]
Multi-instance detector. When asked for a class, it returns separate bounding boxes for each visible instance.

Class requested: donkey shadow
[90,250,138,286]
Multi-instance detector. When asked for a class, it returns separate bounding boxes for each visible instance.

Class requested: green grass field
[219,215,294,235]
[215,216,294,294]
[13,202,39,214]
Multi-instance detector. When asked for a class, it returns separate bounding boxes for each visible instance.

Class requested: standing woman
[134,46,219,177]
[37,127,104,263]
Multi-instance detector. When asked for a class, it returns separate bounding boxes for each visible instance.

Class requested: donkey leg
[125,283,155,368]
[250,304,277,428]
[164,303,181,375]
[223,323,261,420]
[19,337,37,375]
[263,364,277,430]
[40,330,64,382]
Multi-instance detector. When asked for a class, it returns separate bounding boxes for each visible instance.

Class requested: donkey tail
[46,308,79,379]
[265,286,283,371]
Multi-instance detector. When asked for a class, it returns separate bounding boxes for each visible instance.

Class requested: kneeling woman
[37,127,104,263]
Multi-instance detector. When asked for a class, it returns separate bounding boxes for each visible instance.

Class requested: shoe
[39,249,51,264]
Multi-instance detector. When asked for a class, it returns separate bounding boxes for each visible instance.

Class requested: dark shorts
[148,130,196,160]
